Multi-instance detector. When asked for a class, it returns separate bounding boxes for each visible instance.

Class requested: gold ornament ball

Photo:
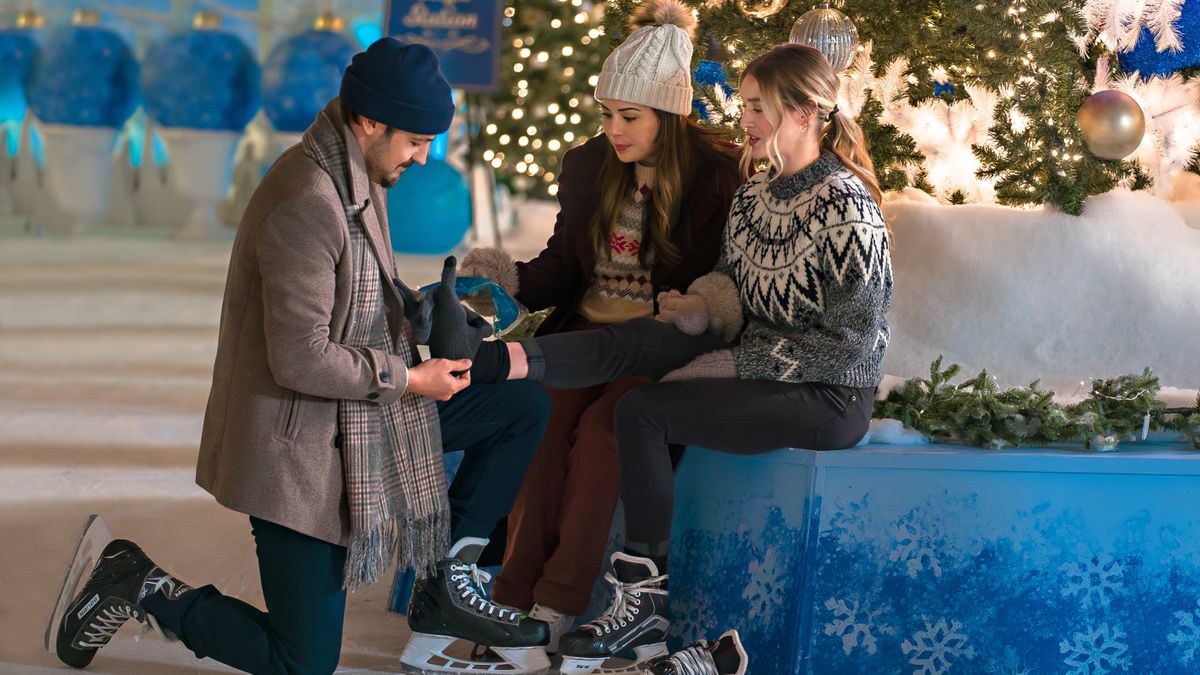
[738,0,787,20]
[789,2,859,72]
[1075,90,1146,160]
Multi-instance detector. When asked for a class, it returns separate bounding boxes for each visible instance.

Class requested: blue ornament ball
[262,29,358,133]
[26,26,139,128]
[142,29,260,131]
[0,30,38,121]
[1119,0,1200,77]
[387,159,472,254]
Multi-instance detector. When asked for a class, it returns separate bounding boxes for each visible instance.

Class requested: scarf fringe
[343,509,450,591]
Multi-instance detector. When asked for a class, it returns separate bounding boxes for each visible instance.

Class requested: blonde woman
[470,43,891,674]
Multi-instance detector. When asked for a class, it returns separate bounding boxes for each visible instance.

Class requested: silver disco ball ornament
[789,2,860,72]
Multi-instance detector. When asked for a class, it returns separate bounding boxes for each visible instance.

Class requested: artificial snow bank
[881,188,1200,392]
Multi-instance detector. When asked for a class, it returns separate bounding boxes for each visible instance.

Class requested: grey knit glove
[395,281,435,344]
[660,349,737,381]
[428,256,494,361]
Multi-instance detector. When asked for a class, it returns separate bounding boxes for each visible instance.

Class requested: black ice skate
[557,552,670,674]
[646,630,749,675]
[401,537,550,674]
[52,530,192,669]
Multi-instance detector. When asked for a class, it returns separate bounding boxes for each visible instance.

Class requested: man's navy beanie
[340,37,455,135]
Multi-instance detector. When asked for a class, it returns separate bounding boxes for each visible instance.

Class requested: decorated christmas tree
[559,0,1200,213]
[474,0,606,198]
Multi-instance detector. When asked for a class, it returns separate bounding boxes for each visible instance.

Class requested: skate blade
[400,632,551,674]
[559,643,668,674]
[43,514,112,653]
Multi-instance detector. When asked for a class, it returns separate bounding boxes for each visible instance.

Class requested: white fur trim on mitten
[686,272,744,343]
[660,349,737,381]
[460,247,519,296]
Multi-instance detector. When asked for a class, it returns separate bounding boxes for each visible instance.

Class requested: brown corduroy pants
[490,376,650,616]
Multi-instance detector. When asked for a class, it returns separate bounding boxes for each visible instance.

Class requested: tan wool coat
[196,123,415,546]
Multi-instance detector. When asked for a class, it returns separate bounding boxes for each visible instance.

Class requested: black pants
[143,380,550,675]
[520,318,874,553]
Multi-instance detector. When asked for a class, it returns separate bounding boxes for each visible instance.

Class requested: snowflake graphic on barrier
[890,518,943,578]
[985,646,1034,675]
[1168,599,1200,665]
[823,596,894,655]
[901,617,976,674]
[828,494,873,544]
[1060,623,1131,674]
[743,546,786,620]
[1060,553,1124,609]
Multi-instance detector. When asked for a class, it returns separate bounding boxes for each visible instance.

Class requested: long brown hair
[590,113,733,267]
[741,44,882,205]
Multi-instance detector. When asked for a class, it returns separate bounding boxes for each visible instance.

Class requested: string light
[482,0,600,197]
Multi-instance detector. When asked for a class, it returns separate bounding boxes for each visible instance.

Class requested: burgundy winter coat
[515,132,744,336]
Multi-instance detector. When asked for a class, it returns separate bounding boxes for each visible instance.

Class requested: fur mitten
[686,273,745,343]
[459,247,519,314]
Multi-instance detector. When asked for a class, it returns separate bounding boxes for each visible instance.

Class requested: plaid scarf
[302,100,450,591]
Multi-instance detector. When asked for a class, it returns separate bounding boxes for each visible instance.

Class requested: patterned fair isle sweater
[694,152,892,387]
[579,164,657,324]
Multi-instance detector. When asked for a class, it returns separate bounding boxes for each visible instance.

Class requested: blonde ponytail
[742,44,882,205]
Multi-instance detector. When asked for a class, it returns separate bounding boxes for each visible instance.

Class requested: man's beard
[366,141,413,189]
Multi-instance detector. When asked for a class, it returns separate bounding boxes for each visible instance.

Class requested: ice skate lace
[449,563,522,621]
[80,602,143,648]
[660,642,718,675]
[586,572,668,634]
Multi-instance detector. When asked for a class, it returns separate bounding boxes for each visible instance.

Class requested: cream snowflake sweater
[689,152,893,387]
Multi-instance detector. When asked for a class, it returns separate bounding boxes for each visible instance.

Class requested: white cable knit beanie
[594,0,697,116]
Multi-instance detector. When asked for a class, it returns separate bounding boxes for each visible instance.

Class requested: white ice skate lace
[586,572,668,634]
[449,562,522,621]
[80,602,143,648]
[660,642,718,675]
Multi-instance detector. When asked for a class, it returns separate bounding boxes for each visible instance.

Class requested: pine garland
[875,357,1198,449]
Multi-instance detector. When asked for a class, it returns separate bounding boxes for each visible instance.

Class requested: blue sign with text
[386,0,502,92]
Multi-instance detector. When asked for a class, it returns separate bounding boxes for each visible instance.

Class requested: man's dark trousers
[143,380,550,675]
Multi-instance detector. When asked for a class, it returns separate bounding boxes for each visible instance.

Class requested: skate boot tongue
[707,630,748,674]
[447,536,489,565]
[612,552,660,583]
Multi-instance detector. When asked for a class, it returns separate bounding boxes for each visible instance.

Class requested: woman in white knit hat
[458,0,743,666]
